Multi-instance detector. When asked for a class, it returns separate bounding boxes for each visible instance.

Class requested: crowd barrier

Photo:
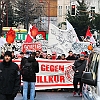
[0,59,74,90]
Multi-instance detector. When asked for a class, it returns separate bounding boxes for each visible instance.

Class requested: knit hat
[4,51,12,57]
[80,54,85,57]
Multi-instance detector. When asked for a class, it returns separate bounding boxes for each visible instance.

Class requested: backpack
[22,58,33,78]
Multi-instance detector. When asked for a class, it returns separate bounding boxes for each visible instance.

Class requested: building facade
[15,0,100,30]
[57,0,70,25]
[1,0,100,32]
[57,0,100,29]
[39,0,57,31]
[84,0,100,14]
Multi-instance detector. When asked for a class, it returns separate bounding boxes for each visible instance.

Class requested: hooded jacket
[22,56,39,82]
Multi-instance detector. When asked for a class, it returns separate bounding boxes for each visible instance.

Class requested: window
[99,1,100,11]
[58,6,62,16]
[91,7,95,16]
[93,54,100,78]
[88,52,100,81]
[66,6,67,13]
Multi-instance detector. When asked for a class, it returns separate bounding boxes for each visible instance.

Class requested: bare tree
[13,0,45,30]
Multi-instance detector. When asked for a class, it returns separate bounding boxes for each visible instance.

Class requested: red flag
[6,28,16,44]
[30,26,38,38]
[25,24,33,43]
[25,25,38,43]
[85,27,96,44]
[85,27,92,38]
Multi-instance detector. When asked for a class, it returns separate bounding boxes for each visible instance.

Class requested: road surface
[15,92,82,100]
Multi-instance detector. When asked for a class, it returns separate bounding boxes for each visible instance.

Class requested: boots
[73,91,76,96]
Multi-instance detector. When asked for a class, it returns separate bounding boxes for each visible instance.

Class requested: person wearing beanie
[72,53,87,97]
[0,51,21,100]
[3,51,12,65]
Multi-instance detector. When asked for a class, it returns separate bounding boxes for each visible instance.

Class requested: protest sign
[0,59,74,90]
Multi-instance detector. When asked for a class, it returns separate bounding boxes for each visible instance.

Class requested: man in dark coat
[66,51,76,60]
[72,54,87,96]
[22,52,39,100]
[0,51,20,100]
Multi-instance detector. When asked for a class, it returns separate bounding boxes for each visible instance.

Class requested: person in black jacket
[0,51,20,100]
[22,52,39,100]
[66,51,76,60]
[72,54,87,96]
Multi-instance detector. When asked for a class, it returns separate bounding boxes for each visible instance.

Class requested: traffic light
[71,5,75,15]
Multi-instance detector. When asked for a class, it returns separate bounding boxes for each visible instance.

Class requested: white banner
[38,40,48,52]
[47,23,79,56]
[72,42,90,54]
[35,59,74,90]
[0,59,74,90]
[66,20,79,42]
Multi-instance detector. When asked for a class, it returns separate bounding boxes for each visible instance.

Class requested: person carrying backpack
[21,52,39,100]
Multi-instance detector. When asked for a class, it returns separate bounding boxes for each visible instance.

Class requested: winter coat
[20,57,27,70]
[0,62,20,96]
[72,59,87,78]
[22,57,39,82]
[66,55,76,60]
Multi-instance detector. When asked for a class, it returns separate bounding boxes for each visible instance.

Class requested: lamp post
[0,18,2,36]
[0,1,2,36]
[6,1,8,26]
[0,1,4,36]
[48,0,50,30]
[25,2,29,32]
[0,1,8,27]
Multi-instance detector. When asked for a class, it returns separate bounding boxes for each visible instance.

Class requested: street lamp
[0,1,5,36]
[0,1,7,28]
[0,18,2,36]
[25,2,29,32]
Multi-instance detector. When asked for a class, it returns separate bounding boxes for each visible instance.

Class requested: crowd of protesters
[0,51,79,60]
[0,50,89,61]
[0,51,16,59]
[0,50,89,98]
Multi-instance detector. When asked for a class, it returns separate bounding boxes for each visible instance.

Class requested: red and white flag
[85,27,96,44]
[25,24,33,43]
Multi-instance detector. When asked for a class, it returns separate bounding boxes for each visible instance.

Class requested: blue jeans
[23,81,35,100]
